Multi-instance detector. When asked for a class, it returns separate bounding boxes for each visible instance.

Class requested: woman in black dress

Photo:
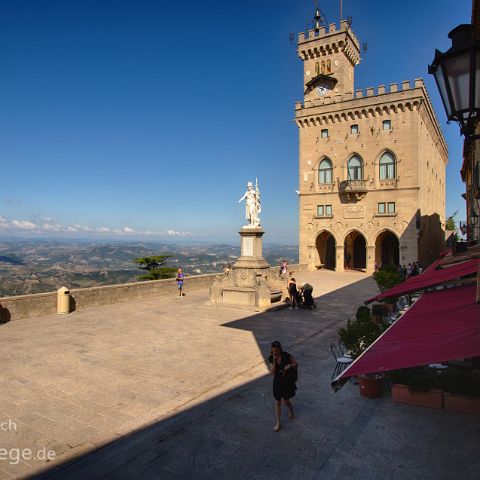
[268,341,298,432]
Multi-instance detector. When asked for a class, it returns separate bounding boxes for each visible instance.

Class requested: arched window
[318,158,333,184]
[321,61,325,74]
[326,59,331,74]
[379,151,396,180]
[348,155,363,180]
[315,62,320,76]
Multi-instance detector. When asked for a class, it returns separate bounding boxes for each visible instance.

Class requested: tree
[445,210,458,232]
[133,255,177,281]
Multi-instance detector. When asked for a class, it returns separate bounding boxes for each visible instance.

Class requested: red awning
[332,284,480,391]
[366,258,479,303]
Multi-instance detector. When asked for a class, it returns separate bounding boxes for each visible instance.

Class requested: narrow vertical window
[379,151,396,179]
[315,62,320,76]
[350,124,359,134]
[326,59,331,74]
[383,120,392,130]
[378,203,386,214]
[317,205,324,216]
[318,158,333,184]
[348,155,363,180]
[321,129,329,139]
[321,61,326,74]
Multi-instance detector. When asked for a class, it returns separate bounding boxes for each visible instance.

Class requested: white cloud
[11,220,36,230]
[0,215,196,238]
[167,229,193,237]
[0,216,9,229]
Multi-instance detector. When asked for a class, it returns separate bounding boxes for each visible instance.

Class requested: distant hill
[0,255,24,265]
[0,239,298,297]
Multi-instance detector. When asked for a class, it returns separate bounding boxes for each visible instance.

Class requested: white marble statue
[238,179,261,227]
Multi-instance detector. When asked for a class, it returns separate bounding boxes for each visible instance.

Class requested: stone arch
[375,229,400,267]
[315,230,337,270]
[343,230,367,270]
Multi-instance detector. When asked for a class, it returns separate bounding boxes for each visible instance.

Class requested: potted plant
[373,264,402,292]
[338,306,388,359]
[388,367,443,409]
[371,303,388,323]
[439,368,480,415]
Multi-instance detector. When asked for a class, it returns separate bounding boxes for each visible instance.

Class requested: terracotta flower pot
[444,393,480,416]
[391,383,442,409]
[359,374,383,399]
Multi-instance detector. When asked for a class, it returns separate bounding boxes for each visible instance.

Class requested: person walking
[268,341,298,432]
[176,268,185,298]
[279,259,288,279]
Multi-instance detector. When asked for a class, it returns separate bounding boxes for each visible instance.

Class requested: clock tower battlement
[298,20,361,102]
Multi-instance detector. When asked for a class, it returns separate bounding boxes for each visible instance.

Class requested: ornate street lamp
[429,24,480,140]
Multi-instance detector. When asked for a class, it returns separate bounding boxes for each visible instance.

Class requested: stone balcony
[338,179,368,200]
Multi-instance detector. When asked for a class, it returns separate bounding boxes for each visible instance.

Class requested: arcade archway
[344,231,367,270]
[315,231,336,270]
[375,230,400,267]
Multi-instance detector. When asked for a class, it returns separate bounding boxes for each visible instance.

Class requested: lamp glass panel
[434,64,452,117]
[445,52,471,118]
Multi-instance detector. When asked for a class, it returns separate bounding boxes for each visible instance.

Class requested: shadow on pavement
[26,276,480,480]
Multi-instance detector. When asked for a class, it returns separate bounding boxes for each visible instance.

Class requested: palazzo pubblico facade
[295,20,448,273]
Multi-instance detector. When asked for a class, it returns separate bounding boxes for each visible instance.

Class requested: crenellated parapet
[297,20,360,66]
[294,77,448,162]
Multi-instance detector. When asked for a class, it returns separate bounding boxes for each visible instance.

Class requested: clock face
[316,86,329,97]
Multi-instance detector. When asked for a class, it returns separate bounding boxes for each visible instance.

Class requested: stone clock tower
[299,20,360,103]
[294,17,447,273]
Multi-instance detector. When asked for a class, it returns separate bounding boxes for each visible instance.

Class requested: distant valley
[0,239,298,297]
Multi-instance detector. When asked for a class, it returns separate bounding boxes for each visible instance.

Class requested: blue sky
[0,0,472,244]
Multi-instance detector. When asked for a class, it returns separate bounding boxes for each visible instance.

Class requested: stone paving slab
[0,270,479,479]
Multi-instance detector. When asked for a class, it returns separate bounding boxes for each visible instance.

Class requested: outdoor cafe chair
[338,340,352,358]
[330,343,353,379]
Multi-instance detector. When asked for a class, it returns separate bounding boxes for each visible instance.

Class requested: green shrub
[388,366,480,396]
[371,303,388,319]
[373,264,402,292]
[355,305,371,322]
[438,368,480,397]
[387,367,438,392]
[338,307,388,359]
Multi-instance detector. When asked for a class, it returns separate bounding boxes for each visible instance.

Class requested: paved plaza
[0,270,479,479]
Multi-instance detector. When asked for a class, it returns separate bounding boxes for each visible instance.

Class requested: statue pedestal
[234,227,270,272]
[210,227,273,311]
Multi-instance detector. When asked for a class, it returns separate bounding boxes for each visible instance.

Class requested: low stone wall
[0,264,307,322]
[268,264,308,276]
[70,273,216,311]
[0,292,57,323]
